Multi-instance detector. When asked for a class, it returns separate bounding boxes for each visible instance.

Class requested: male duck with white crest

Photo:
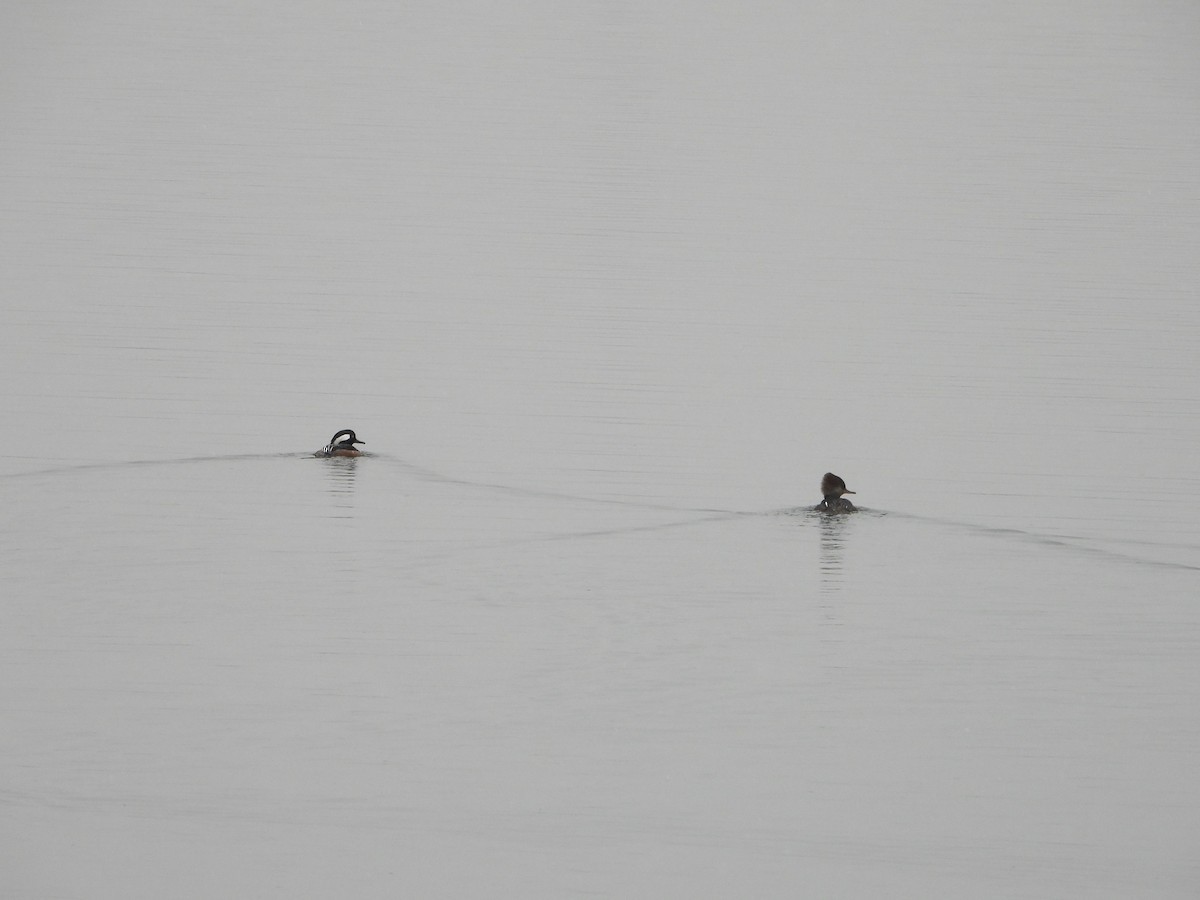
[316,429,366,458]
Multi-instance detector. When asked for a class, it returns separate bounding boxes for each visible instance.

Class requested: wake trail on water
[367,452,754,517]
[886,510,1200,573]
[0,450,752,517]
[0,452,302,480]
[6,452,1194,572]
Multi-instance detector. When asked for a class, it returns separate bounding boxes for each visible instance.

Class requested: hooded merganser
[317,429,365,458]
[815,472,856,512]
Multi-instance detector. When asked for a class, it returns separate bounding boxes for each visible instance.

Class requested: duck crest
[318,429,365,458]
[816,472,857,512]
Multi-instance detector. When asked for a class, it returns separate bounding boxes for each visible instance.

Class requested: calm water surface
[2,2,1198,898]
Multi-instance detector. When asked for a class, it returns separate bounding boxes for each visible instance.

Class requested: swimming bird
[815,472,856,512]
[317,429,365,458]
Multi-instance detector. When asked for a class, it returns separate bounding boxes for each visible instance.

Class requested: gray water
[2,2,1199,897]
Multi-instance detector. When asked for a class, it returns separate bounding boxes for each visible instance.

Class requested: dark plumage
[318,429,365,458]
[816,472,856,512]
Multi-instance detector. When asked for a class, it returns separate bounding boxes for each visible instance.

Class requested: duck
[317,429,365,458]
[815,472,856,512]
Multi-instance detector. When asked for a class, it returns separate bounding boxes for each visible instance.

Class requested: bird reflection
[323,456,359,502]
[817,511,851,598]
